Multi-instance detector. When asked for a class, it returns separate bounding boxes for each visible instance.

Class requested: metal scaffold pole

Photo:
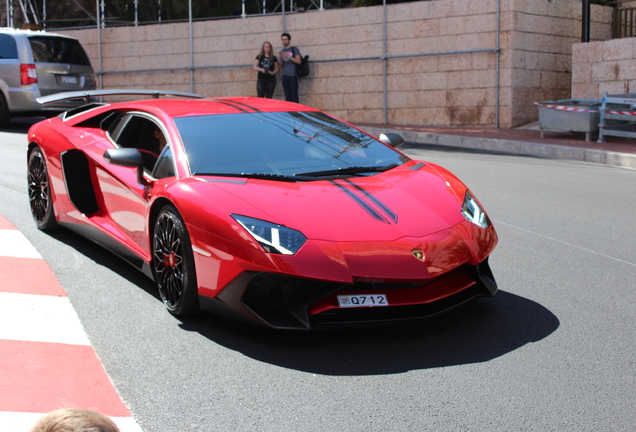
[383,0,387,125]
[5,0,10,27]
[282,0,286,32]
[97,0,101,88]
[189,0,194,93]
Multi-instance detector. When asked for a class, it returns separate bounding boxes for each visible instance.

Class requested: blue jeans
[282,75,299,103]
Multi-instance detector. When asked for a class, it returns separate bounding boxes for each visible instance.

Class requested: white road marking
[0,220,143,431]
[0,293,91,346]
[0,229,42,259]
[494,220,636,268]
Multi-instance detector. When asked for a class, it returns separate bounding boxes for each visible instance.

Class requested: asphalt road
[1,122,635,431]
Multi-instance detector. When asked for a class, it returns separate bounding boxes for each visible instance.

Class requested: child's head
[30,408,120,432]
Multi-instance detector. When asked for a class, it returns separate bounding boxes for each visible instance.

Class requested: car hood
[197,165,467,242]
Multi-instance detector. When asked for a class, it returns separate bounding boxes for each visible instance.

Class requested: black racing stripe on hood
[330,180,391,224]
[342,179,398,224]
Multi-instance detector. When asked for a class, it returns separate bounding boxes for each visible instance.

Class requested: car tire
[27,147,58,231]
[0,93,9,129]
[152,204,199,316]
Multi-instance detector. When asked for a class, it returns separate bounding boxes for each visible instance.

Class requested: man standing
[279,32,301,103]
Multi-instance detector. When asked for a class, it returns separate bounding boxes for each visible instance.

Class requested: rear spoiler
[37,89,204,105]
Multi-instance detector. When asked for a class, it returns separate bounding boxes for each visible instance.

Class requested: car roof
[0,27,77,40]
[108,97,318,118]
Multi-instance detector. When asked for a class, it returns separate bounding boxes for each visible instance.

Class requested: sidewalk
[0,215,142,432]
[358,122,636,169]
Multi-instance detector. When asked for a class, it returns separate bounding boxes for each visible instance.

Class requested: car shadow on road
[44,227,162,300]
[44,223,559,376]
[1,117,45,133]
[178,291,559,375]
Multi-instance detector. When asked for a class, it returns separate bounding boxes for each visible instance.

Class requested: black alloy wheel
[28,147,58,230]
[152,205,199,316]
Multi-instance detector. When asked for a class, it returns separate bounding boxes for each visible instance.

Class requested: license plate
[337,294,388,308]
[61,75,78,84]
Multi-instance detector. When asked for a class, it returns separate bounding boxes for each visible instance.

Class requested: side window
[0,35,18,59]
[100,111,123,133]
[112,115,166,172]
[152,147,176,179]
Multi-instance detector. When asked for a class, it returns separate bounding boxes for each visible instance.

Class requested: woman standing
[253,41,279,98]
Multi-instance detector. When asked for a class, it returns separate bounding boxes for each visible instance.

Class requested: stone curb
[361,126,636,170]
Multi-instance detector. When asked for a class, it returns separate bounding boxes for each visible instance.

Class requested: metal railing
[613,7,636,38]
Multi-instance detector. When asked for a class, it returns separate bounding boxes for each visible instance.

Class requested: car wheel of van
[27,147,58,230]
[0,94,9,129]
[152,204,199,316]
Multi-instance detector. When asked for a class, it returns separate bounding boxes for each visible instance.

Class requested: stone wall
[506,0,611,124]
[61,0,612,128]
[570,2,636,101]
[572,37,636,99]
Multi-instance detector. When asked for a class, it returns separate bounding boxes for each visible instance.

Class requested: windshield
[175,111,409,178]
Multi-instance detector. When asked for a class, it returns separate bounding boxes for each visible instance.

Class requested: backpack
[296,55,310,78]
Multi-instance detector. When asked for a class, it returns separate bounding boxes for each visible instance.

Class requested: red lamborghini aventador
[27,90,498,329]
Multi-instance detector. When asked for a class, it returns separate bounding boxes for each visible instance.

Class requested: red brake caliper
[165,252,177,268]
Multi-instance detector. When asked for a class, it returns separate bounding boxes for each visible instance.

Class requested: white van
[0,28,96,127]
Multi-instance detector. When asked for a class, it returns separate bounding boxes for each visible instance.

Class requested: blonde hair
[29,408,120,432]
[258,41,275,60]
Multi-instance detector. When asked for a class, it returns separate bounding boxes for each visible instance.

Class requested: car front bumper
[199,257,497,330]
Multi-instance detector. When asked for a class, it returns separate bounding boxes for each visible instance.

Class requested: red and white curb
[0,215,142,432]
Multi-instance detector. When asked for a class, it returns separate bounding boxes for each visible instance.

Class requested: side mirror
[379,133,405,148]
[104,148,146,184]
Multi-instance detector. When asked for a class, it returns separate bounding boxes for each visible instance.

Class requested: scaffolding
[4,0,41,28]
[1,0,328,29]
[597,93,636,143]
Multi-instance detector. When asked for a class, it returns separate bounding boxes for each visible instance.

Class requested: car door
[89,112,164,259]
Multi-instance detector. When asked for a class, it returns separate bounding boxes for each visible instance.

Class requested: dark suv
[0,28,96,127]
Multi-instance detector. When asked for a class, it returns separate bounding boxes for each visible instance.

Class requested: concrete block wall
[505,0,612,125]
[384,0,500,126]
[572,37,636,99]
[62,0,612,129]
[598,38,636,91]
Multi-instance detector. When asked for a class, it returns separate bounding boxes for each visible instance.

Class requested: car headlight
[231,214,307,255]
[461,191,491,229]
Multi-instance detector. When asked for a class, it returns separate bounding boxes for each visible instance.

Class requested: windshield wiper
[295,164,399,178]
[193,172,312,182]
